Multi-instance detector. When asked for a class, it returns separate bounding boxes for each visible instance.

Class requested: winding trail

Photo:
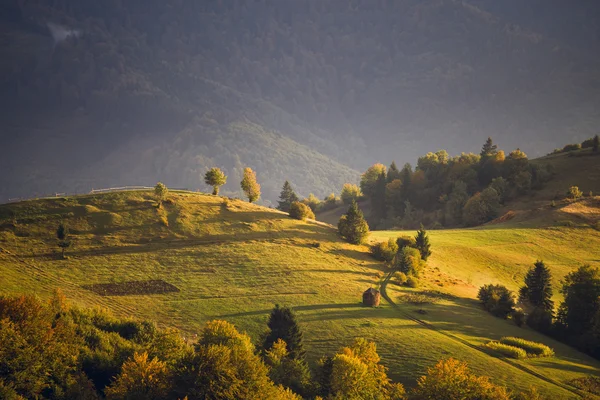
[379,271,585,398]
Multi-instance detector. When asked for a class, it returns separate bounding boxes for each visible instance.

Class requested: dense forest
[1,0,599,202]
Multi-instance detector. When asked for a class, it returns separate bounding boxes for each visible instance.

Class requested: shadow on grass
[531,359,600,375]
[220,302,364,318]
[21,227,344,258]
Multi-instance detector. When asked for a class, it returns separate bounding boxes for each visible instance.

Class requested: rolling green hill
[1,190,599,398]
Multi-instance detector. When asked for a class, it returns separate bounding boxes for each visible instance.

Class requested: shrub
[302,194,321,212]
[394,247,425,277]
[512,310,525,327]
[477,284,515,318]
[289,202,315,221]
[406,276,419,288]
[396,236,416,250]
[498,337,554,357]
[582,138,595,149]
[484,342,527,359]
[526,307,553,333]
[393,272,408,286]
[567,186,583,200]
[562,143,581,152]
[569,376,600,396]
[370,239,398,263]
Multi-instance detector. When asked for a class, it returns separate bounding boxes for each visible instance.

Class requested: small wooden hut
[363,287,381,307]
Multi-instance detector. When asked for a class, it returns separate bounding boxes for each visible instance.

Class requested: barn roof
[364,287,379,295]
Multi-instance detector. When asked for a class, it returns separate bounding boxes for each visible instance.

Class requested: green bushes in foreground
[499,337,554,358]
[484,342,527,359]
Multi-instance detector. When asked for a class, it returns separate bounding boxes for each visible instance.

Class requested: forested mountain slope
[1,0,599,203]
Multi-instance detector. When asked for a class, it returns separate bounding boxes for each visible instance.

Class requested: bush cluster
[477,284,515,319]
[288,201,315,220]
[499,337,554,358]
[484,341,527,359]
[370,238,398,263]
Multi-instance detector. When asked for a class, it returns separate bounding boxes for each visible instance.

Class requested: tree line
[478,261,600,361]
[0,291,546,399]
[329,137,556,229]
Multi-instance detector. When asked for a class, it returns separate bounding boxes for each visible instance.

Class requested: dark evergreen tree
[337,201,370,244]
[519,260,554,312]
[371,171,388,223]
[557,265,600,337]
[479,137,498,158]
[593,134,599,153]
[263,305,305,361]
[387,161,401,183]
[277,181,299,212]
[414,225,432,261]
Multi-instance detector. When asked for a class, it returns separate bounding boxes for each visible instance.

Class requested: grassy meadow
[0,190,599,397]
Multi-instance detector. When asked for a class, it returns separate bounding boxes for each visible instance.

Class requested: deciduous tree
[56,223,71,258]
[204,167,227,195]
[340,183,362,205]
[240,167,261,203]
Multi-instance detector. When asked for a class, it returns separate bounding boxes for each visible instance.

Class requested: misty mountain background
[1,0,599,204]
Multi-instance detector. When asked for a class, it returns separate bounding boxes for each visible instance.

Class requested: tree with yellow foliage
[324,338,405,399]
[240,167,261,203]
[412,358,510,400]
[105,352,170,400]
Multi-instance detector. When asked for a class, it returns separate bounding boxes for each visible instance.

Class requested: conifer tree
[480,137,498,158]
[240,167,261,203]
[204,167,227,195]
[263,305,306,361]
[414,225,432,261]
[387,161,401,183]
[371,171,388,222]
[338,201,370,244]
[557,265,600,336]
[519,260,554,313]
[593,134,599,153]
[277,181,299,212]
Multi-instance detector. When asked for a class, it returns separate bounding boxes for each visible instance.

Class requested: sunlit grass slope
[0,191,598,397]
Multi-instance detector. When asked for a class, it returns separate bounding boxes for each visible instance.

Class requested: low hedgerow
[499,337,554,358]
[484,341,527,359]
